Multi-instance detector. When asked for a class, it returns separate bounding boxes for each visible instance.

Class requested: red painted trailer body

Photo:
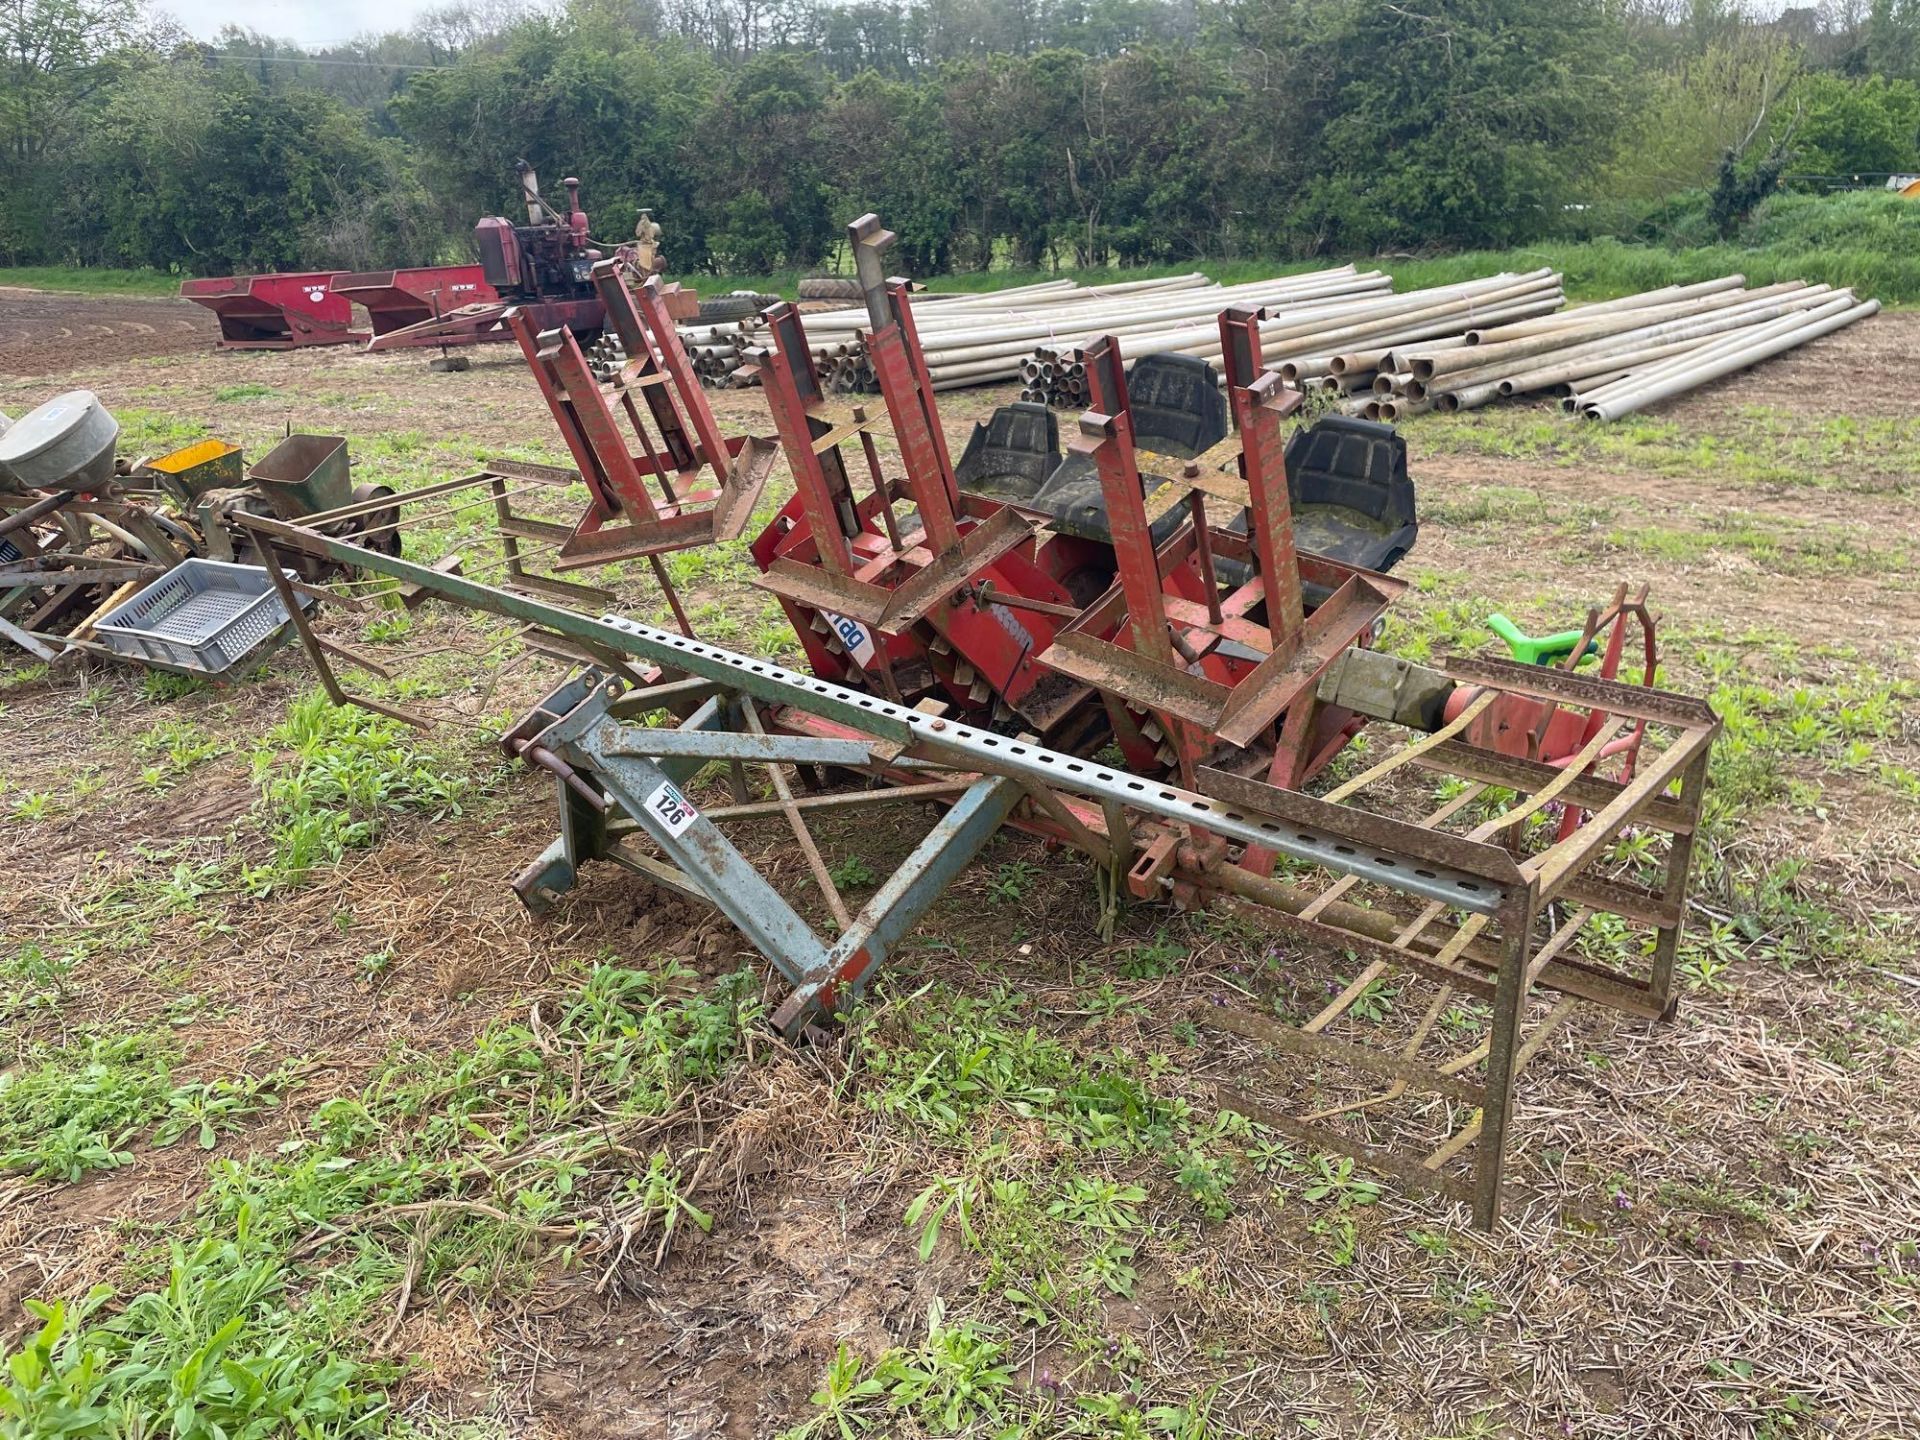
[330,266,499,344]
[362,296,609,352]
[178,272,364,350]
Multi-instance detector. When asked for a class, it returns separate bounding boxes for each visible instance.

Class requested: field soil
[0,286,218,375]
[2,286,1918,1438]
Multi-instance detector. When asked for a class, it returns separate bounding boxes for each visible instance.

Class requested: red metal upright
[1037,328,1401,794]
[851,215,964,556]
[755,306,861,579]
[1220,306,1304,650]
[746,215,1088,729]
[504,261,775,569]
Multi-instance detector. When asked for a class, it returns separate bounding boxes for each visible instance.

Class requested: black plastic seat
[1026,354,1232,546]
[953,402,1060,505]
[953,359,1417,580]
[1282,415,1418,573]
[1125,353,1230,455]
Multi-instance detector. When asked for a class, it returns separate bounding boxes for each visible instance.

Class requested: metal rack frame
[232,508,1717,1228]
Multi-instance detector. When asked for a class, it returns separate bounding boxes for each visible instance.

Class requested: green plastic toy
[1485,613,1599,667]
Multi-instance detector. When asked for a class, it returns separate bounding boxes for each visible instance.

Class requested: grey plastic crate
[94,558,314,677]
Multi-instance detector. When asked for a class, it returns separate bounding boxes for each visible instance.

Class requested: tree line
[2,0,1918,277]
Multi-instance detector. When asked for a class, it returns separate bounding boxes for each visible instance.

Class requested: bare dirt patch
[0,288,219,376]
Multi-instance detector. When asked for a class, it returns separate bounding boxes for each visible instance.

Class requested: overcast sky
[159,0,445,47]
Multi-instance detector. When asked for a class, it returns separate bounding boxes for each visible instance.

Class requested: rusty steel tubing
[1574,294,1860,408]
[1459,280,1813,349]
[1464,283,1794,345]
[891,275,1397,349]
[1584,299,1879,421]
[1282,293,1568,378]
[1251,274,1560,349]
[854,279,1397,367]
[1433,382,1503,413]
[1412,296,1738,380]
[1496,332,1772,398]
[1554,370,1636,411]
[1326,336,1473,379]
[1048,283,1562,381]
[1430,293,1847,398]
[1261,291,1564,368]
[1050,274,1557,362]
[1319,295,1569,375]
[801,269,1388,339]
[1542,275,1749,316]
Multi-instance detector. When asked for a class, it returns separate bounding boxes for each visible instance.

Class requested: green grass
[0,1034,178,1182]
[0,1027,289,1183]
[778,1311,1221,1438]
[0,265,183,297]
[111,407,226,458]
[0,959,762,1440]
[1415,473,1913,577]
[248,689,469,890]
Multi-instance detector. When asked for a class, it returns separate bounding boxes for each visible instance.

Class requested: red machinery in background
[330,265,498,346]
[180,162,690,354]
[365,161,607,351]
[178,271,365,350]
[366,162,694,351]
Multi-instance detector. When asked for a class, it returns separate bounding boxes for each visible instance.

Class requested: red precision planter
[179,272,365,349]
[330,265,500,344]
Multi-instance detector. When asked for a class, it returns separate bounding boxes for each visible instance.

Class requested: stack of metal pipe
[1363,277,1879,422]
[1026,269,1569,409]
[599,267,1875,414]
[587,324,753,387]
[684,323,749,387]
[737,269,1405,394]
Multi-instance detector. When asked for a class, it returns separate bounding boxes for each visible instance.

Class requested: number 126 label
[644,780,699,837]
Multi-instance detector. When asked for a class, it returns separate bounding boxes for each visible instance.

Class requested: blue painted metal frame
[521,673,1021,1033]
[773,773,1021,1031]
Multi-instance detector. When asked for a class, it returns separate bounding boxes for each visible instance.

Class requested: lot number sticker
[644,779,699,837]
[823,610,878,666]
